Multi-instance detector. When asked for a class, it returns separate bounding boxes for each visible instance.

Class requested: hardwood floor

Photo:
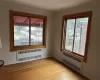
[0,58,89,80]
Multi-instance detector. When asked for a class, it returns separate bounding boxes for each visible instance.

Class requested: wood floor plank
[0,58,89,80]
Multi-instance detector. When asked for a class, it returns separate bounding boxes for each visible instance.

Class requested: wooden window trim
[61,11,92,62]
[10,10,47,52]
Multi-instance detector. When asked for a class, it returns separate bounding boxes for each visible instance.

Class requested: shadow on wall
[51,0,99,80]
[0,0,52,65]
[52,0,99,50]
[52,0,98,57]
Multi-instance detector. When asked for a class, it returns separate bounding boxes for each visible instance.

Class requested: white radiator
[62,53,83,73]
[16,49,42,61]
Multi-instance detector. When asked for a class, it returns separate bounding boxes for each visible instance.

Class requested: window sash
[14,18,44,46]
[61,11,92,62]
[64,18,88,56]
[64,17,89,56]
[10,10,47,51]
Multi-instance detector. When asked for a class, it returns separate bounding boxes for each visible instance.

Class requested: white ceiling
[5,0,91,11]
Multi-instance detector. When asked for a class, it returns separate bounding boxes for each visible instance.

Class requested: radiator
[62,53,83,73]
[16,49,42,61]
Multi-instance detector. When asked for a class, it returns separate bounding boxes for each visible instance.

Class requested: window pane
[73,17,89,56]
[14,16,29,46]
[65,19,75,51]
[31,18,43,45]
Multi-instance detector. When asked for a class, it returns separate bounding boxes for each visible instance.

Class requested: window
[10,11,47,51]
[61,11,92,61]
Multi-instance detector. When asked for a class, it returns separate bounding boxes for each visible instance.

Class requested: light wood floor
[0,58,89,80]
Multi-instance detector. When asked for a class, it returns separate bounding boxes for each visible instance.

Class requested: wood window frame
[61,11,92,62]
[10,10,47,52]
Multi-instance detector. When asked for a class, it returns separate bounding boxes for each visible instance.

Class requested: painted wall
[0,0,100,80]
[52,0,100,80]
[0,0,53,65]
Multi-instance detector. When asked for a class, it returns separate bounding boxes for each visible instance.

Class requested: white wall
[0,0,53,65]
[52,0,100,80]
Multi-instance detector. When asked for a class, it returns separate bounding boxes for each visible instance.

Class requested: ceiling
[5,0,91,11]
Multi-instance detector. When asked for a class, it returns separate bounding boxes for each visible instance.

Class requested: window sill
[10,45,46,52]
[62,49,86,62]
